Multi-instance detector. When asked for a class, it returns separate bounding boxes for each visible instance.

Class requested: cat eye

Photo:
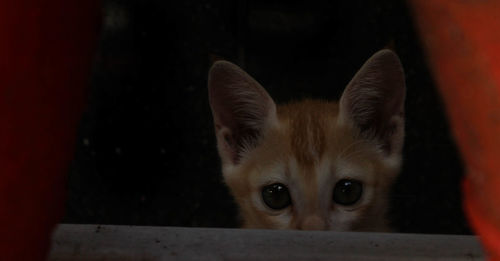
[333,179,363,206]
[261,183,291,210]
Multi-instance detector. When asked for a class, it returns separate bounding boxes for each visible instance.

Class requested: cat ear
[208,61,277,165]
[339,49,406,155]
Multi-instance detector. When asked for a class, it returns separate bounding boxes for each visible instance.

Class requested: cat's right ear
[208,61,277,165]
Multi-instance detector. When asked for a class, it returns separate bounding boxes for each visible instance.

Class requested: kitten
[208,49,405,231]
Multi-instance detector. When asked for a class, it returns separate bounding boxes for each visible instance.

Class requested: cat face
[208,50,405,231]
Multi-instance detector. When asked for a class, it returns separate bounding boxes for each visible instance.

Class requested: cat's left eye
[261,183,291,210]
[333,179,363,206]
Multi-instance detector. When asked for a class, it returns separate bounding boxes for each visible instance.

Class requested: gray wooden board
[48,224,485,261]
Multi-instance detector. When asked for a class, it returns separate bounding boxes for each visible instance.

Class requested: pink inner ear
[340,49,406,154]
[208,61,276,163]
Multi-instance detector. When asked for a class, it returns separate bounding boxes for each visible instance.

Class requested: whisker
[337,148,366,162]
[337,140,365,157]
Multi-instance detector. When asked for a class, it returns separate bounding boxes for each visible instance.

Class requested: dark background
[63,0,470,234]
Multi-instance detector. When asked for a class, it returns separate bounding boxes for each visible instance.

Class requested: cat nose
[299,215,326,230]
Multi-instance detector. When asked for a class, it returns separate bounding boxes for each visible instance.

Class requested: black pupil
[333,179,362,206]
[262,183,291,210]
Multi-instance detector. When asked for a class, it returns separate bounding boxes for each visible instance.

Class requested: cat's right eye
[261,183,291,210]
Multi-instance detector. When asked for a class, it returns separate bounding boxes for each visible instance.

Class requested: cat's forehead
[276,100,341,167]
[244,99,378,180]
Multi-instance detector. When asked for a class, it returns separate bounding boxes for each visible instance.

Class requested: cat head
[208,50,405,231]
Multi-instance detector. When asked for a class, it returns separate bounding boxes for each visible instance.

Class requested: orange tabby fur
[209,50,405,231]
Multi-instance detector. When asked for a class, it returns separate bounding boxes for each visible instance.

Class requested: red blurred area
[0,1,99,260]
[411,1,500,260]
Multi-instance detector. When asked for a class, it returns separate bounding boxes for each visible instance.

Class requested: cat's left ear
[339,49,406,156]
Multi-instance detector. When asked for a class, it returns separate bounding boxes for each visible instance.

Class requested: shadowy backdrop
[64,0,470,234]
